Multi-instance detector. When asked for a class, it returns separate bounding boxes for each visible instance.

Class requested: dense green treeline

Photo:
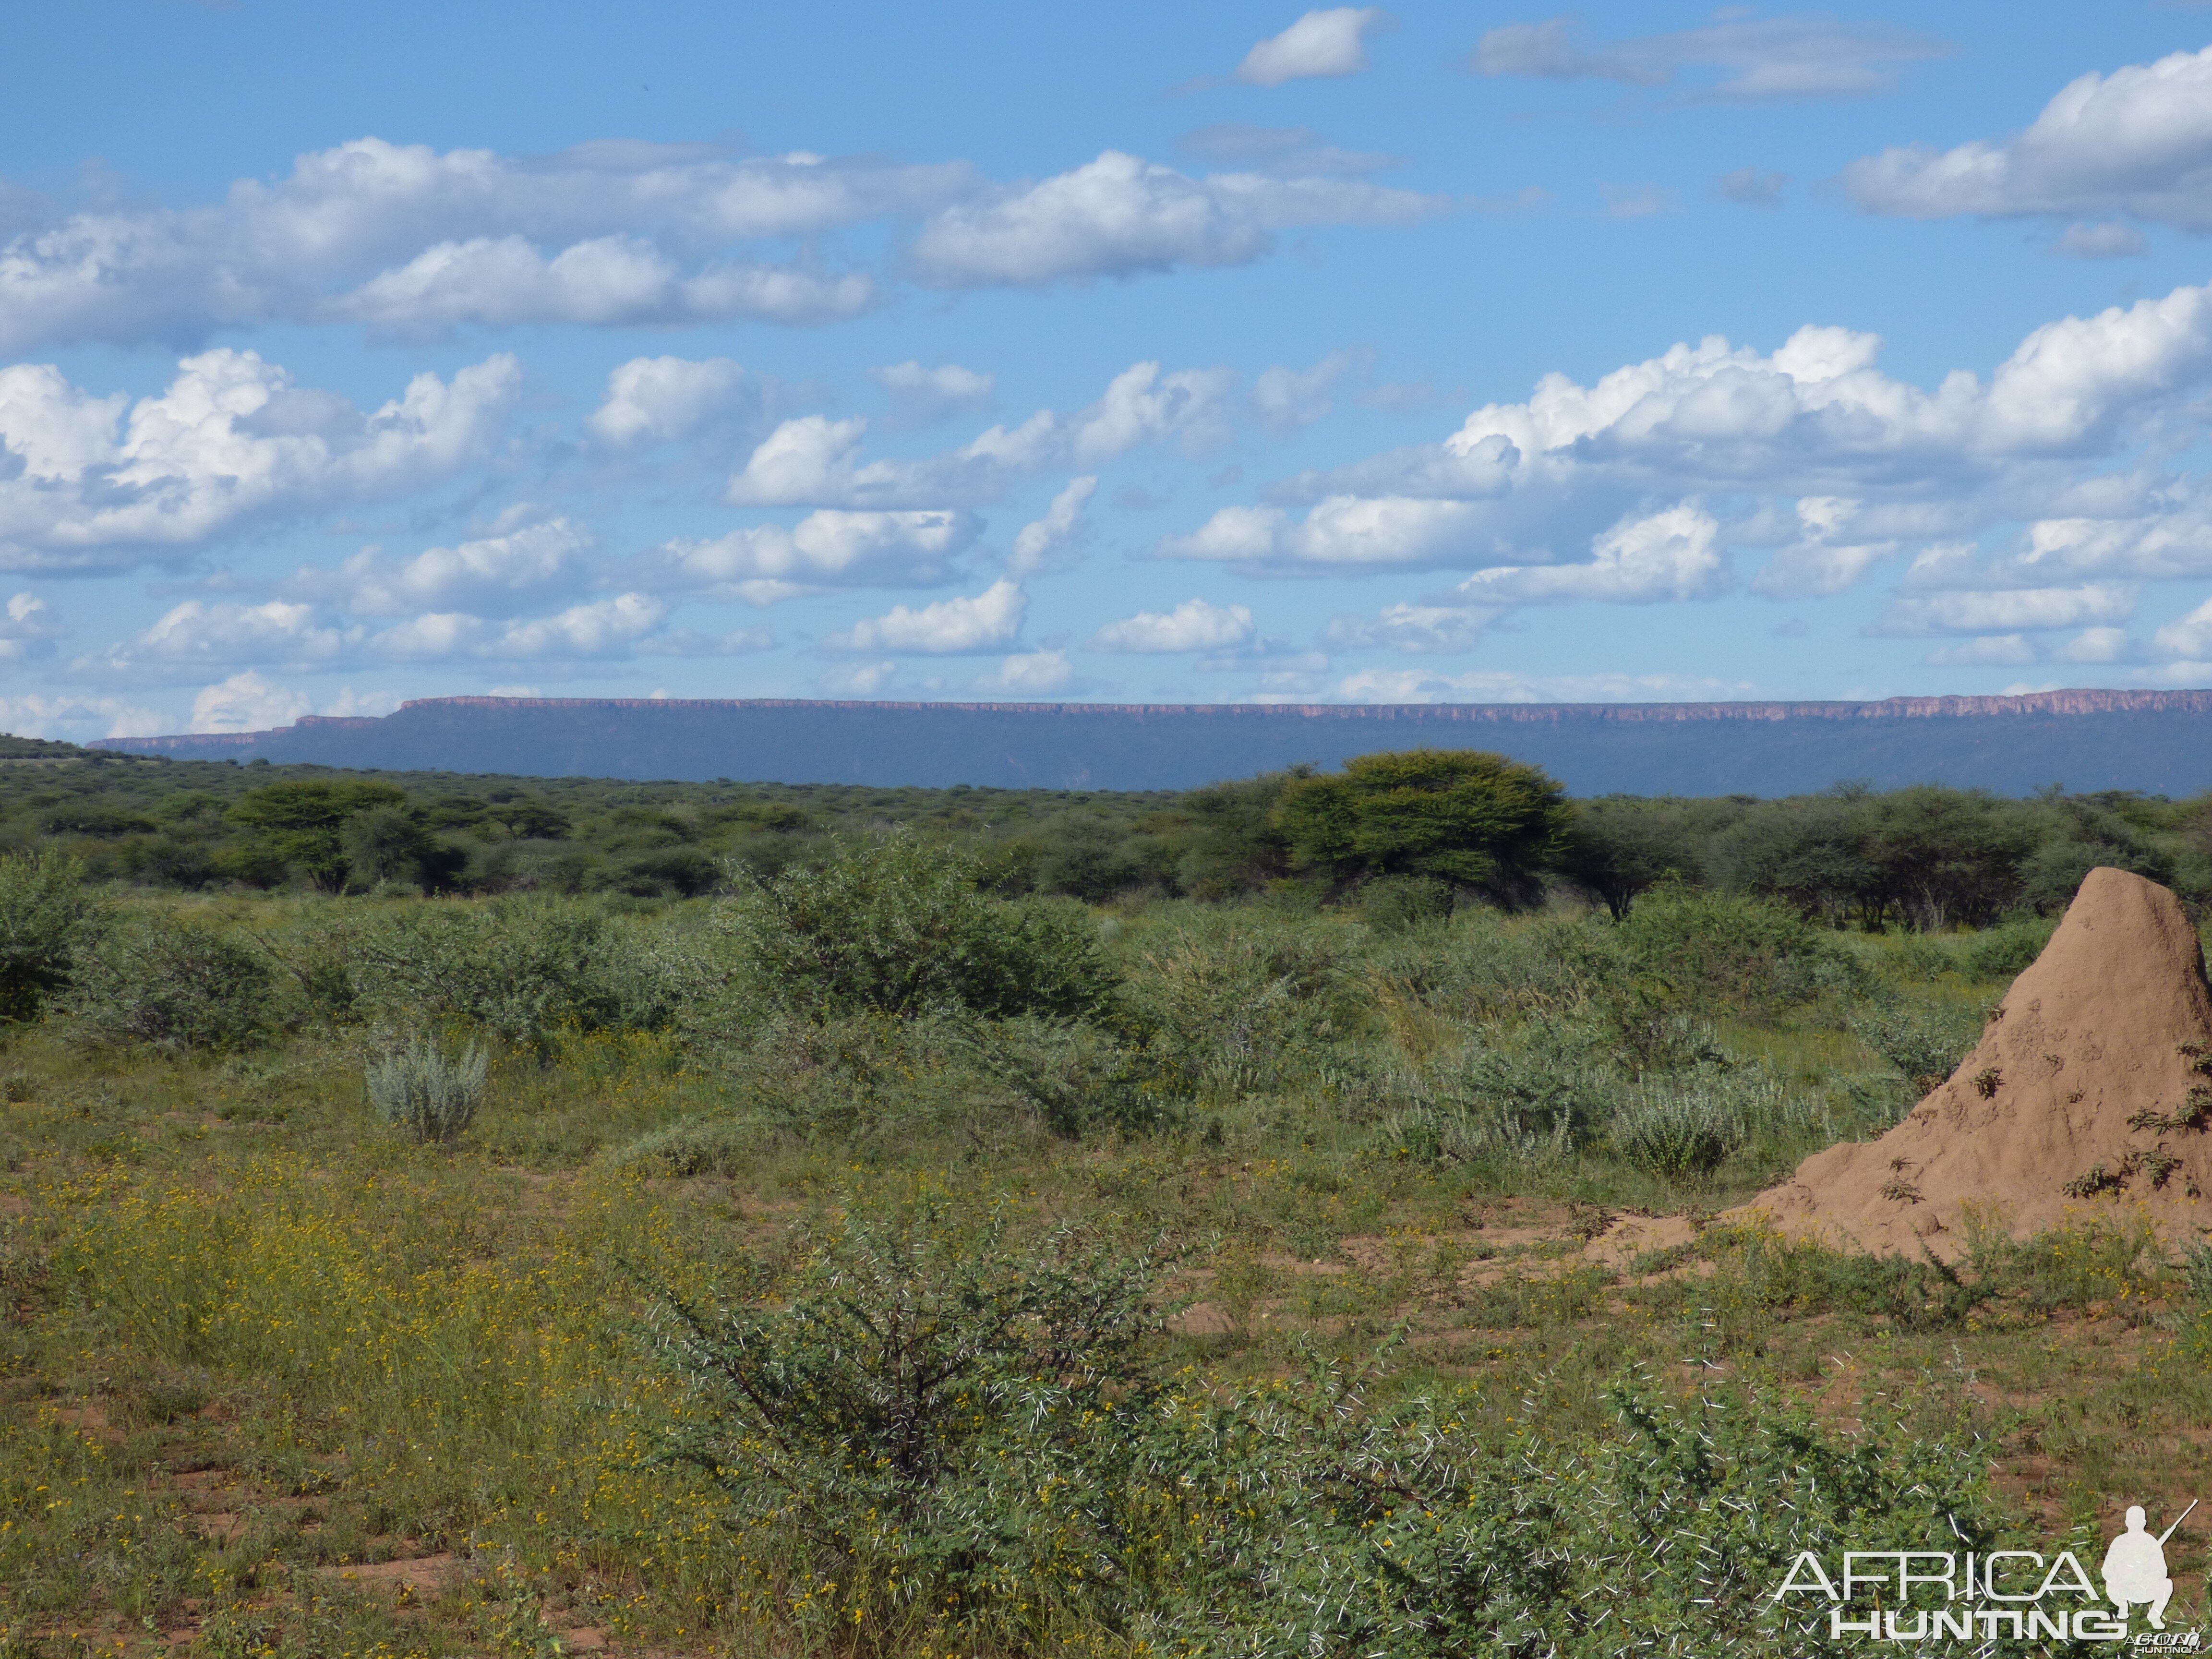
[9,738,2206,925]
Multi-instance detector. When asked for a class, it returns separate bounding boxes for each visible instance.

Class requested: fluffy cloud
[1846,46,2212,231]
[327,236,872,333]
[1748,497,1902,598]
[725,362,1233,510]
[869,361,996,429]
[287,515,592,618]
[587,356,753,445]
[2154,597,2212,660]
[909,151,1443,287]
[1456,505,1725,603]
[1010,477,1098,574]
[657,509,980,601]
[473,593,669,660]
[974,649,1073,694]
[818,660,899,696]
[826,579,1026,654]
[98,600,352,676]
[0,692,164,742]
[1325,602,1488,653]
[1163,278,2212,625]
[1474,14,1949,100]
[0,350,519,571]
[189,672,313,733]
[1236,9,1394,86]
[1922,624,2134,669]
[370,596,665,662]
[0,134,1446,347]
[1159,495,1502,571]
[2056,626,2130,663]
[1252,349,1367,433]
[0,593,64,663]
[0,138,957,351]
[1329,668,1754,704]
[1876,584,2136,635]
[1090,597,1255,653]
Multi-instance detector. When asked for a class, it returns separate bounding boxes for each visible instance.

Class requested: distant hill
[83,689,2212,796]
[0,732,125,763]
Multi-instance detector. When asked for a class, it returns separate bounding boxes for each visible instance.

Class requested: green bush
[1397,1036,1610,1164]
[609,1114,767,1176]
[0,849,105,1021]
[717,831,1119,1022]
[1960,916,2056,981]
[1119,909,1361,1095]
[339,898,676,1045]
[1609,1078,1746,1176]
[644,1197,2014,1656]
[1356,872,1456,932]
[1851,997,1984,1094]
[2182,1238,2212,1309]
[66,914,275,1054]
[365,1035,488,1143]
[1615,884,1862,1016]
[644,1192,1165,1648]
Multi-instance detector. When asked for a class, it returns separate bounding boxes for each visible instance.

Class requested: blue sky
[9,3,2212,737]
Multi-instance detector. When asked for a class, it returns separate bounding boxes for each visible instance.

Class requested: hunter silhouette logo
[1771,1498,2201,1643]
[2105,1501,2195,1631]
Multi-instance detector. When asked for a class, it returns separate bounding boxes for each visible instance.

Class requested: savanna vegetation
[0,738,2208,1656]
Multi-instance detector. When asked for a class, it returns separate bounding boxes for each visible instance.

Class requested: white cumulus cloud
[0,137,954,351]
[1010,477,1098,574]
[1456,505,1726,603]
[326,235,872,333]
[1237,9,1394,86]
[1090,597,1255,653]
[1877,584,2137,635]
[0,592,64,663]
[1160,276,2212,645]
[825,578,1026,654]
[909,150,1443,287]
[190,672,314,733]
[95,600,352,678]
[869,361,996,429]
[1846,45,2212,231]
[724,362,1233,510]
[587,356,753,446]
[658,509,980,601]
[287,515,593,618]
[975,649,1073,694]
[2154,596,2212,660]
[0,349,520,571]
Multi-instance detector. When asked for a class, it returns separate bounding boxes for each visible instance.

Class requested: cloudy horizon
[8,4,2212,739]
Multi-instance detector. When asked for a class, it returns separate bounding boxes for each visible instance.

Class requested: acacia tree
[1272,748,1570,906]
[227,779,409,891]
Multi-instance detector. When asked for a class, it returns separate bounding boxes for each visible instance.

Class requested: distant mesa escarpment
[85,688,2212,795]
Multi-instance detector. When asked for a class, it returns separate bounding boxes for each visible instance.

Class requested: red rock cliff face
[89,686,2212,755]
[393,688,2212,723]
